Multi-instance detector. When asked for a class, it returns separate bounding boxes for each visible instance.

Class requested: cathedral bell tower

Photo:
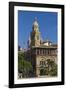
[30,17,40,47]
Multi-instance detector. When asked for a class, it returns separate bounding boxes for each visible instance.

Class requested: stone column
[36,67,40,77]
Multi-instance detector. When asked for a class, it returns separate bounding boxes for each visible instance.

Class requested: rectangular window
[37,49,39,55]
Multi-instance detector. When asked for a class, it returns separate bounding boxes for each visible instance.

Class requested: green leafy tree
[47,60,57,76]
[40,60,57,76]
[18,52,33,78]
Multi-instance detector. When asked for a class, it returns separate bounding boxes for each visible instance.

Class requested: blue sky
[18,10,57,48]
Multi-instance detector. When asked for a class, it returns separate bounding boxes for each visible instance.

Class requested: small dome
[33,17,39,27]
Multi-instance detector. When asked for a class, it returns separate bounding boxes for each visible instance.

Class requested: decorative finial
[35,17,37,21]
[33,17,39,29]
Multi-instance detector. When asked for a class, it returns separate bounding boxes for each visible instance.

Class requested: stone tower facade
[30,17,40,47]
[26,17,57,78]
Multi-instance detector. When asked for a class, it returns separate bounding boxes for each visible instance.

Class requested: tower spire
[32,17,39,31]
[35,17,37,21]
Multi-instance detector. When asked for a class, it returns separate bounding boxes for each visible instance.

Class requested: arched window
[40,61,43,65]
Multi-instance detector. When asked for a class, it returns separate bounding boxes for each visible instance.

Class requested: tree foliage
[18,52,33,78]
[40,59,57,76]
